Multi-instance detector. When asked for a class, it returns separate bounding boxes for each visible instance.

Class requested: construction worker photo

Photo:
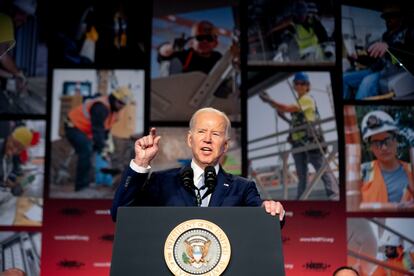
[259,72,339,200]
[0,0,37,96]
[0,120,44,226]
[347,218,414,276]
[64,86,132,193]
[289,0,331,61]
[359,110,414,205]
[150,4,241,122]
[1,124,34,195]
[342,4,414,100]
[372,232,414,276]
[246,0,335,64]
[157,20,223,76]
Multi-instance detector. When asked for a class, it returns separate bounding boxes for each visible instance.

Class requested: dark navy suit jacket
[111,166,263,221]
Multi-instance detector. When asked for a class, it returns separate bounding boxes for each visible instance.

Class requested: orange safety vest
[372,252,414,276]
[361,160,414,203]
[68,96,117,139]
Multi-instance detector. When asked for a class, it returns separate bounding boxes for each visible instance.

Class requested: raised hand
[368,42,389,58]
[133,127,161,167]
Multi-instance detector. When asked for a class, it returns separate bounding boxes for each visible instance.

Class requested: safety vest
[372,252,414,276]
[68,96,117,139]
[294,24,322,56]
[361,160,414,203]
[290,94,316,142]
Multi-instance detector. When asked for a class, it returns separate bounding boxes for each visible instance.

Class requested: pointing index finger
[150,127,157,138]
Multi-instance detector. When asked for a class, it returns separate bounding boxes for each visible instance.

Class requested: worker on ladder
[259,72,339,200]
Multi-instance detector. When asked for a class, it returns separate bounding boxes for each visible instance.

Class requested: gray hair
[189,107,231,138]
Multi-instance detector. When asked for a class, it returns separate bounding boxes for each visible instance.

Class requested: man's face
[384,245,399,259]
[113,99,126,112]
[383,15,402,31]
[187,112,229,169]
[369,132,398,163]
[192,34,218,56]
[294,81,310,96]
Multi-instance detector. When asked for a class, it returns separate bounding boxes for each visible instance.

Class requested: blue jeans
[65,126,93,191]
[293,148,338,200]
[343,69,380,100]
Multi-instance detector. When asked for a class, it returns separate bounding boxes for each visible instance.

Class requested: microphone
[180,166,204,206]
[180,166,195,191]
[202,166,217,199]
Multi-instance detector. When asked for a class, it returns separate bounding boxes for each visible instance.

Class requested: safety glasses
[369,135,396,149]
[293,81,309,86]
[195,35,216,42]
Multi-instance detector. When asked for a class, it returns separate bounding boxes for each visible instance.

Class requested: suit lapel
[209,168,232,207]
[176,170,196,206]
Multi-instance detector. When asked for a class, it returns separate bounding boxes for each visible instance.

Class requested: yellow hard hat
[0,13,16,57]
[112,86,132,104]
[12,126,33,148]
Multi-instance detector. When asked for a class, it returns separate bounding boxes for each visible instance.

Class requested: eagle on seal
[184,240,211,264]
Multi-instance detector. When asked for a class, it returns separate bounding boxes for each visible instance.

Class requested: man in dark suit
[111,107,285,222]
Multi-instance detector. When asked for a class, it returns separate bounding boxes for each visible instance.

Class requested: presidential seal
[164,219,231,276]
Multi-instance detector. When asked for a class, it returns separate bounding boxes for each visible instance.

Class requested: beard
[385,247,399,259]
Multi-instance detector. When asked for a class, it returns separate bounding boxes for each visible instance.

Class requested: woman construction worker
[64,86,132,192]
[259,72,338,200]
[360,110,414,204]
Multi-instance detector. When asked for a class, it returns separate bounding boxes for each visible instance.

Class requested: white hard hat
[361,110,398,141]
[13,0,37,16]
[378,232,403,251]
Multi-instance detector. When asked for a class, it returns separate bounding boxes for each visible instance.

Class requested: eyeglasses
[195,35,216,42]
[369,135,395,149]
[293,81,308,86]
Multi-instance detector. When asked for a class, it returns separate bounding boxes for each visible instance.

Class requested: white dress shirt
[129,159,219,207]
[191,161,219,207]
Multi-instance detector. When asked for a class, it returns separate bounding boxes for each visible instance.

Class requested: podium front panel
[111,207,285,276]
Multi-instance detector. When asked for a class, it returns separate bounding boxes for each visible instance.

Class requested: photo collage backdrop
[0,0,413,275]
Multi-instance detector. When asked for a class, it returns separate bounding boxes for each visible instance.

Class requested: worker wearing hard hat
[372,232,414,276]
[291,1,329,61]
[158,20,222,75]
[343,4,414,100]
[360,110,414,204]
[0,123,36,199]
[0,0,37,96]
[259,72,339,200]
[65,87,132,192]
